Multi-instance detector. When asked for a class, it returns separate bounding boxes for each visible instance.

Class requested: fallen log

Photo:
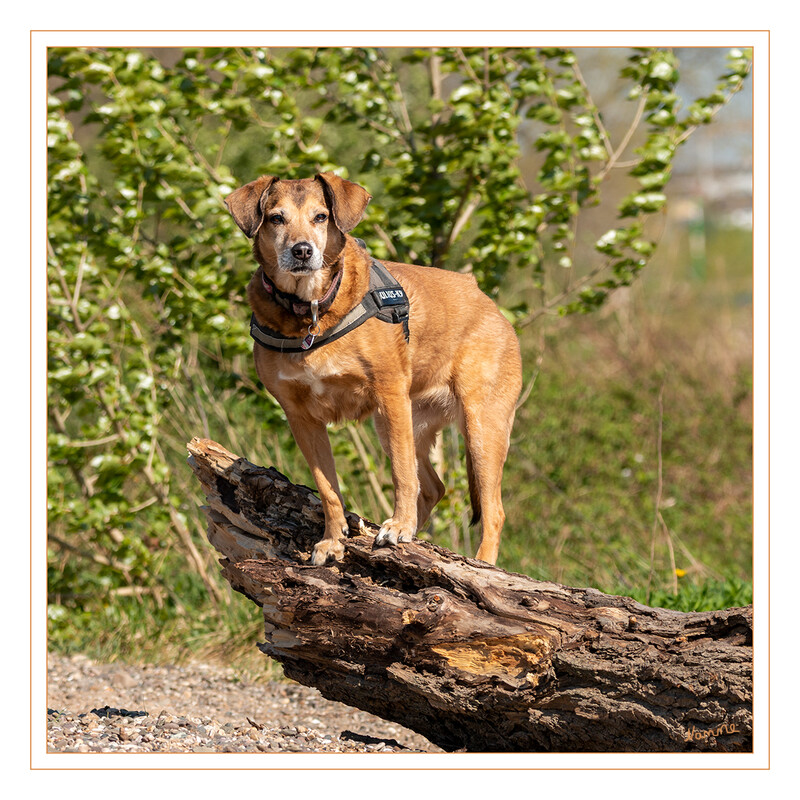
[187,437,752,753]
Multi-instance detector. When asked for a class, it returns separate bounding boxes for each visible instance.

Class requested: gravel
[47,653,441,754]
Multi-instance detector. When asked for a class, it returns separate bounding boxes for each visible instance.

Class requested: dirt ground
[46,652,441,754]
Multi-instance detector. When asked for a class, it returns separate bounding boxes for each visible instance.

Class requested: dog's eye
[314,213,328,223]
[269,214,284,225]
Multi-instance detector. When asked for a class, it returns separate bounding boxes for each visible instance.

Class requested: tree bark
[187,437,752,753]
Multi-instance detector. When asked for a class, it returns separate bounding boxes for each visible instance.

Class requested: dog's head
[224,173,372,274]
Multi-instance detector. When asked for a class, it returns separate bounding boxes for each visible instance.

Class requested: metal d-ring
[301,299,322,351]
[308,299,321,337]
[306,321,321,338]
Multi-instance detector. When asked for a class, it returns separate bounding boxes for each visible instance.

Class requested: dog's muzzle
[281,241,322,273]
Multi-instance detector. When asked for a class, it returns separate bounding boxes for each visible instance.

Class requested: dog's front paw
[374,518,416,548]
[311,537,345,566]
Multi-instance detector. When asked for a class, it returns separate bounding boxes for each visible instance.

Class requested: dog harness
[249,244,410,354]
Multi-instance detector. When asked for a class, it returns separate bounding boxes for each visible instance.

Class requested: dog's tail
[465,450,482,526]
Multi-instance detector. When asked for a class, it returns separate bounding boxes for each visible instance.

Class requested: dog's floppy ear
[316,172,372,233]
[224,175,278,238]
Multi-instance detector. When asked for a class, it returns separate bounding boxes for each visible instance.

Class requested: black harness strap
[250,259,410,354]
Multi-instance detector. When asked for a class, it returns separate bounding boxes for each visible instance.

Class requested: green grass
[626,577,752,613]
[497,321,752,595]
[494,220,753,603]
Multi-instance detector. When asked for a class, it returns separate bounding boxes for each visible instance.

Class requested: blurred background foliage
[47,45,753,672]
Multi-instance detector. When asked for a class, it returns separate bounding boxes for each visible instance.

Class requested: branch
[595,92,648,182]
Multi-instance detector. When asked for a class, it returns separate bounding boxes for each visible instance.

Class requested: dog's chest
[270,353,372,422]
[276,362,332,394]
[276,354,348,393]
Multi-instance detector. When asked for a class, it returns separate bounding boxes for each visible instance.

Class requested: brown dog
[225,173,522,566]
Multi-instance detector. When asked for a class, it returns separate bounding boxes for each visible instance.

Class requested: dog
[224,172,522,566]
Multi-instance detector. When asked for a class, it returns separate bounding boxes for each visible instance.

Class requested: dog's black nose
[291,242,314,262]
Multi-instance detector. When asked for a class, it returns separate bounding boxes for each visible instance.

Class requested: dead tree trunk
[187,437,752,753]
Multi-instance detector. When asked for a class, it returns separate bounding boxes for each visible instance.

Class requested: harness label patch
[374,288,406,306]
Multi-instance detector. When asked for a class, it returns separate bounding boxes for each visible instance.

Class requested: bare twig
[571,59,613,157]
[596,92,648,181]
[49,532,132,577]
[371,224,399,258]
[48,241,88,334]
[372,50,416,151]
[648,382,678,596]
[446,182,483,250]
[58,433,122,449]
[674,84,747,147]
[516,259,612,328]
[347,426,393,519]
[154,120,228,186]
[454,48,480,85]
[49,406,97,498]
[515,326,546,410]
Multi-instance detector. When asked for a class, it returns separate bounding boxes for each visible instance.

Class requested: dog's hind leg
[460,409,515,564]
[456,370,519,565]
[413,423,446,530]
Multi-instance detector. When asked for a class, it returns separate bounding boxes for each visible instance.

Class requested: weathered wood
[187,437,752,753]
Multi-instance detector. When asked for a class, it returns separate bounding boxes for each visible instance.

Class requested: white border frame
[28,28,770,776]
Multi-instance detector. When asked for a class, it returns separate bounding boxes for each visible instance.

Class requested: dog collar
[250,259,410,353]
[260,268,343,318]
